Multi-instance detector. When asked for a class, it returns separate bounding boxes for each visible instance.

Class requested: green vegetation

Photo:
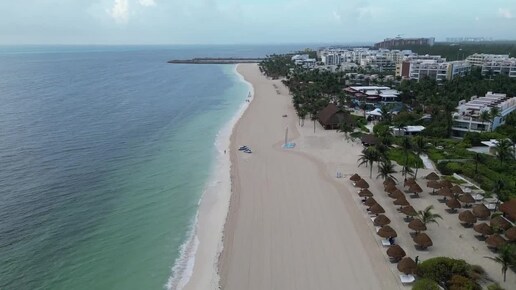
[416,257,482,290]
[412,278,439,290]
[487,283,506,290]
[484,244,516,283]
[386,148,423,169]
[392,42,516,60]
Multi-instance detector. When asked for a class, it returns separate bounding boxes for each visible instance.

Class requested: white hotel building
[465,53,516,78]
[451,92,516,137]
[398,59,471,82]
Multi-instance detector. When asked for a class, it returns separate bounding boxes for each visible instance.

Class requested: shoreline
[171,64,253,290]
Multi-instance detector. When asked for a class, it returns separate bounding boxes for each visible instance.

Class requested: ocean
[0,44,309,290]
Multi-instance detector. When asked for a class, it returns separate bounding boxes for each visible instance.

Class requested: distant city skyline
[0,0,515,45]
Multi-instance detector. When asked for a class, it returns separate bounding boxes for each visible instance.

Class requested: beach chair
[381,239,391,247]
[399,274,415,285]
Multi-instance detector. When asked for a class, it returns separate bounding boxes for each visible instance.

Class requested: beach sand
[218,63,399,290]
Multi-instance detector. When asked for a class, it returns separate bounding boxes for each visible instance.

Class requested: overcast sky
[1,0,515,45]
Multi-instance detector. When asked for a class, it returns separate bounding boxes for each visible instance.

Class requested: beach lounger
[400,274,415,284]
[381,239,391,246]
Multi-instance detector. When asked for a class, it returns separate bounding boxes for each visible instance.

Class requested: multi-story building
[397,59,470,81]
[374,37,435,49]
[481,58,516,78]
[465,54,509,66]
[451,92,516,137]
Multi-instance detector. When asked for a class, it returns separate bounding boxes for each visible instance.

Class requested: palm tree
[413,136,427,179]
[479,110,491,132]
[377,160,398,182]
[494,139,514,166]
[489,107,501,130]
[400,137,412,178]
[417,205,443,227]
[484,244,516,282]
[358,147,380,178]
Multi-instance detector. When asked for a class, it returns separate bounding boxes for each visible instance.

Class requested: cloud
[139,0,156,7]
[109,0,129,24]
[498,8,513,19]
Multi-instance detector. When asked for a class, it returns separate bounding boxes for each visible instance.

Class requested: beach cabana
[413,233,433,250]
[364,197,377,207]
[377,225,397,238]
[355,179,369,189]
[369,203,385,215]
[426,180,441,195]
[358,188,373,198]
[408,183,423,197]
[384,184,397,194]
[438,187,453,200]
[373,215,391,227]
[500,199,516,222]
[403,178,416,187]
[485,234,507,250]
[317,103,353,130]
[473,222,494,238]
[350,173,361,182]
[504,227,516,242]
[451,185,464,195]
[400,206,417,221]
[472,204,491,220]
[360,134,378,147]
[458,193,475,207]
[383,177,396,187]
[458,210,477,227]
[387,245,406,262]
[408,218,427,234]
[440,180,453,188]
[490,216,511,231]
[397,257,417,274]
[425,172,440,180]
[388,189,404,199]
[394,197,410,207]
[446,198,462,213]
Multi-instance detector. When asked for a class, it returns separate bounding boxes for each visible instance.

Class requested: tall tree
[358,147,380,178]
[400,137,412,178]
[417,205,443,228]
[494,139,514,166]
[484,244,516,282]
[479,110,491,132]
[377,160,398,182]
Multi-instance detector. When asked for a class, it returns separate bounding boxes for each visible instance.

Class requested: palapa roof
[458,193,475,204]
[473,222,494,236]
[472,204,490,219]
[440,180,453,188]
[358,188,373,197]
[350,173,361,181]
[413,232,433,248]
[490,216,511,231]
[388,189,405,199]
[425,172,440,180]
[387,245,406,259]
[355,179,370,189]
[383,177,396,187]
[394,197,410,206]
[364,197,377,207]
[385,184,397,193]
[369,203,385,214]
[499,199,516,222]
[427,180,441,189]
[446,198,462,209]
[360,134,378,146]
[400,205,417,216]
[451,185,464,194]
[409,183,423,193]
[404,178,416,187]
[374,215,391,227]
[485,234,507,249]
[438,187,453,198]
[408,219,427,232]
[458,210,477,224]
[505,227,516,242]
[377,225,397,238]
[317,103,349,126]
[397,257,417,274]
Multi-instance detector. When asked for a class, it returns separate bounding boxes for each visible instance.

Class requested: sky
[0,0,515,45]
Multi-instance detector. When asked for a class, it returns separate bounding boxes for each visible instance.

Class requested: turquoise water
[0,47,253,289]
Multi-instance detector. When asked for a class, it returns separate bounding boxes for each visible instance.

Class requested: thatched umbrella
[364,197,377,207]
[438,187,453,198]
[474,222,494,236]
[458,210,477,226]
[413,233,433,249]
[451,185,464,195]
[397,257,417,274]
[355,179,369,189]
[408,218,427,233]
[490,216,511,231]
[440,179,453,188]
[472,204,490,220]
[358,188,373,197]
[408,183,423,196]
[377,225,397,238]
[388,189,405,199]
[400,205,417,217]
[458,193,475,205]
[485,234,507,250]
[446,198,462,212]
[369,203,385,215]
[383,177,396,187]
[387,245,406,261]
[427,180,441,195]
[404,178,416,187]
[425,172,440,180]
[384,183,397,193]
[504,227,516,242]
[373,215,391,227]
[394,197,410,206]
[350,173,361,181]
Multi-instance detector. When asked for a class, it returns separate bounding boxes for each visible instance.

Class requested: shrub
[416,257,472,288]
[487,283,506,290]
[448,275,480,290]
[412,278,439,290]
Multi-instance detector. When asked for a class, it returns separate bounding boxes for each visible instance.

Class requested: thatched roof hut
[458,210,477,225]
[473,222,494,236]
[446,198,462,211]
[364,197,377,207]
[350,173,361,181]
[504,227,516,242]
[360,134,378,146]
[425,172,440,180]
[490,216,511,231]
[373,215,391,227]
[408,219,427,233]
[355,179,369,189]
[394,197,410,206]
[369,203,385,215]
[458,193,475,205]
[500,199,516,222]
[318,103,354,130]
[400,206,417,217]
[387,245,406,260]
[397,257,417,274]
[472,204,490,220]
[377,225,397,238]
[485,234,507,250]
[358,188,373,197]
[413,233,433,249]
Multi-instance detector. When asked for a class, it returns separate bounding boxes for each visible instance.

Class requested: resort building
[292,54,316,68]
[344,86,400,104]
[481,58,516,78]
[451,92,516,137]
[465,54,510,67]
[397,59,470,82]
